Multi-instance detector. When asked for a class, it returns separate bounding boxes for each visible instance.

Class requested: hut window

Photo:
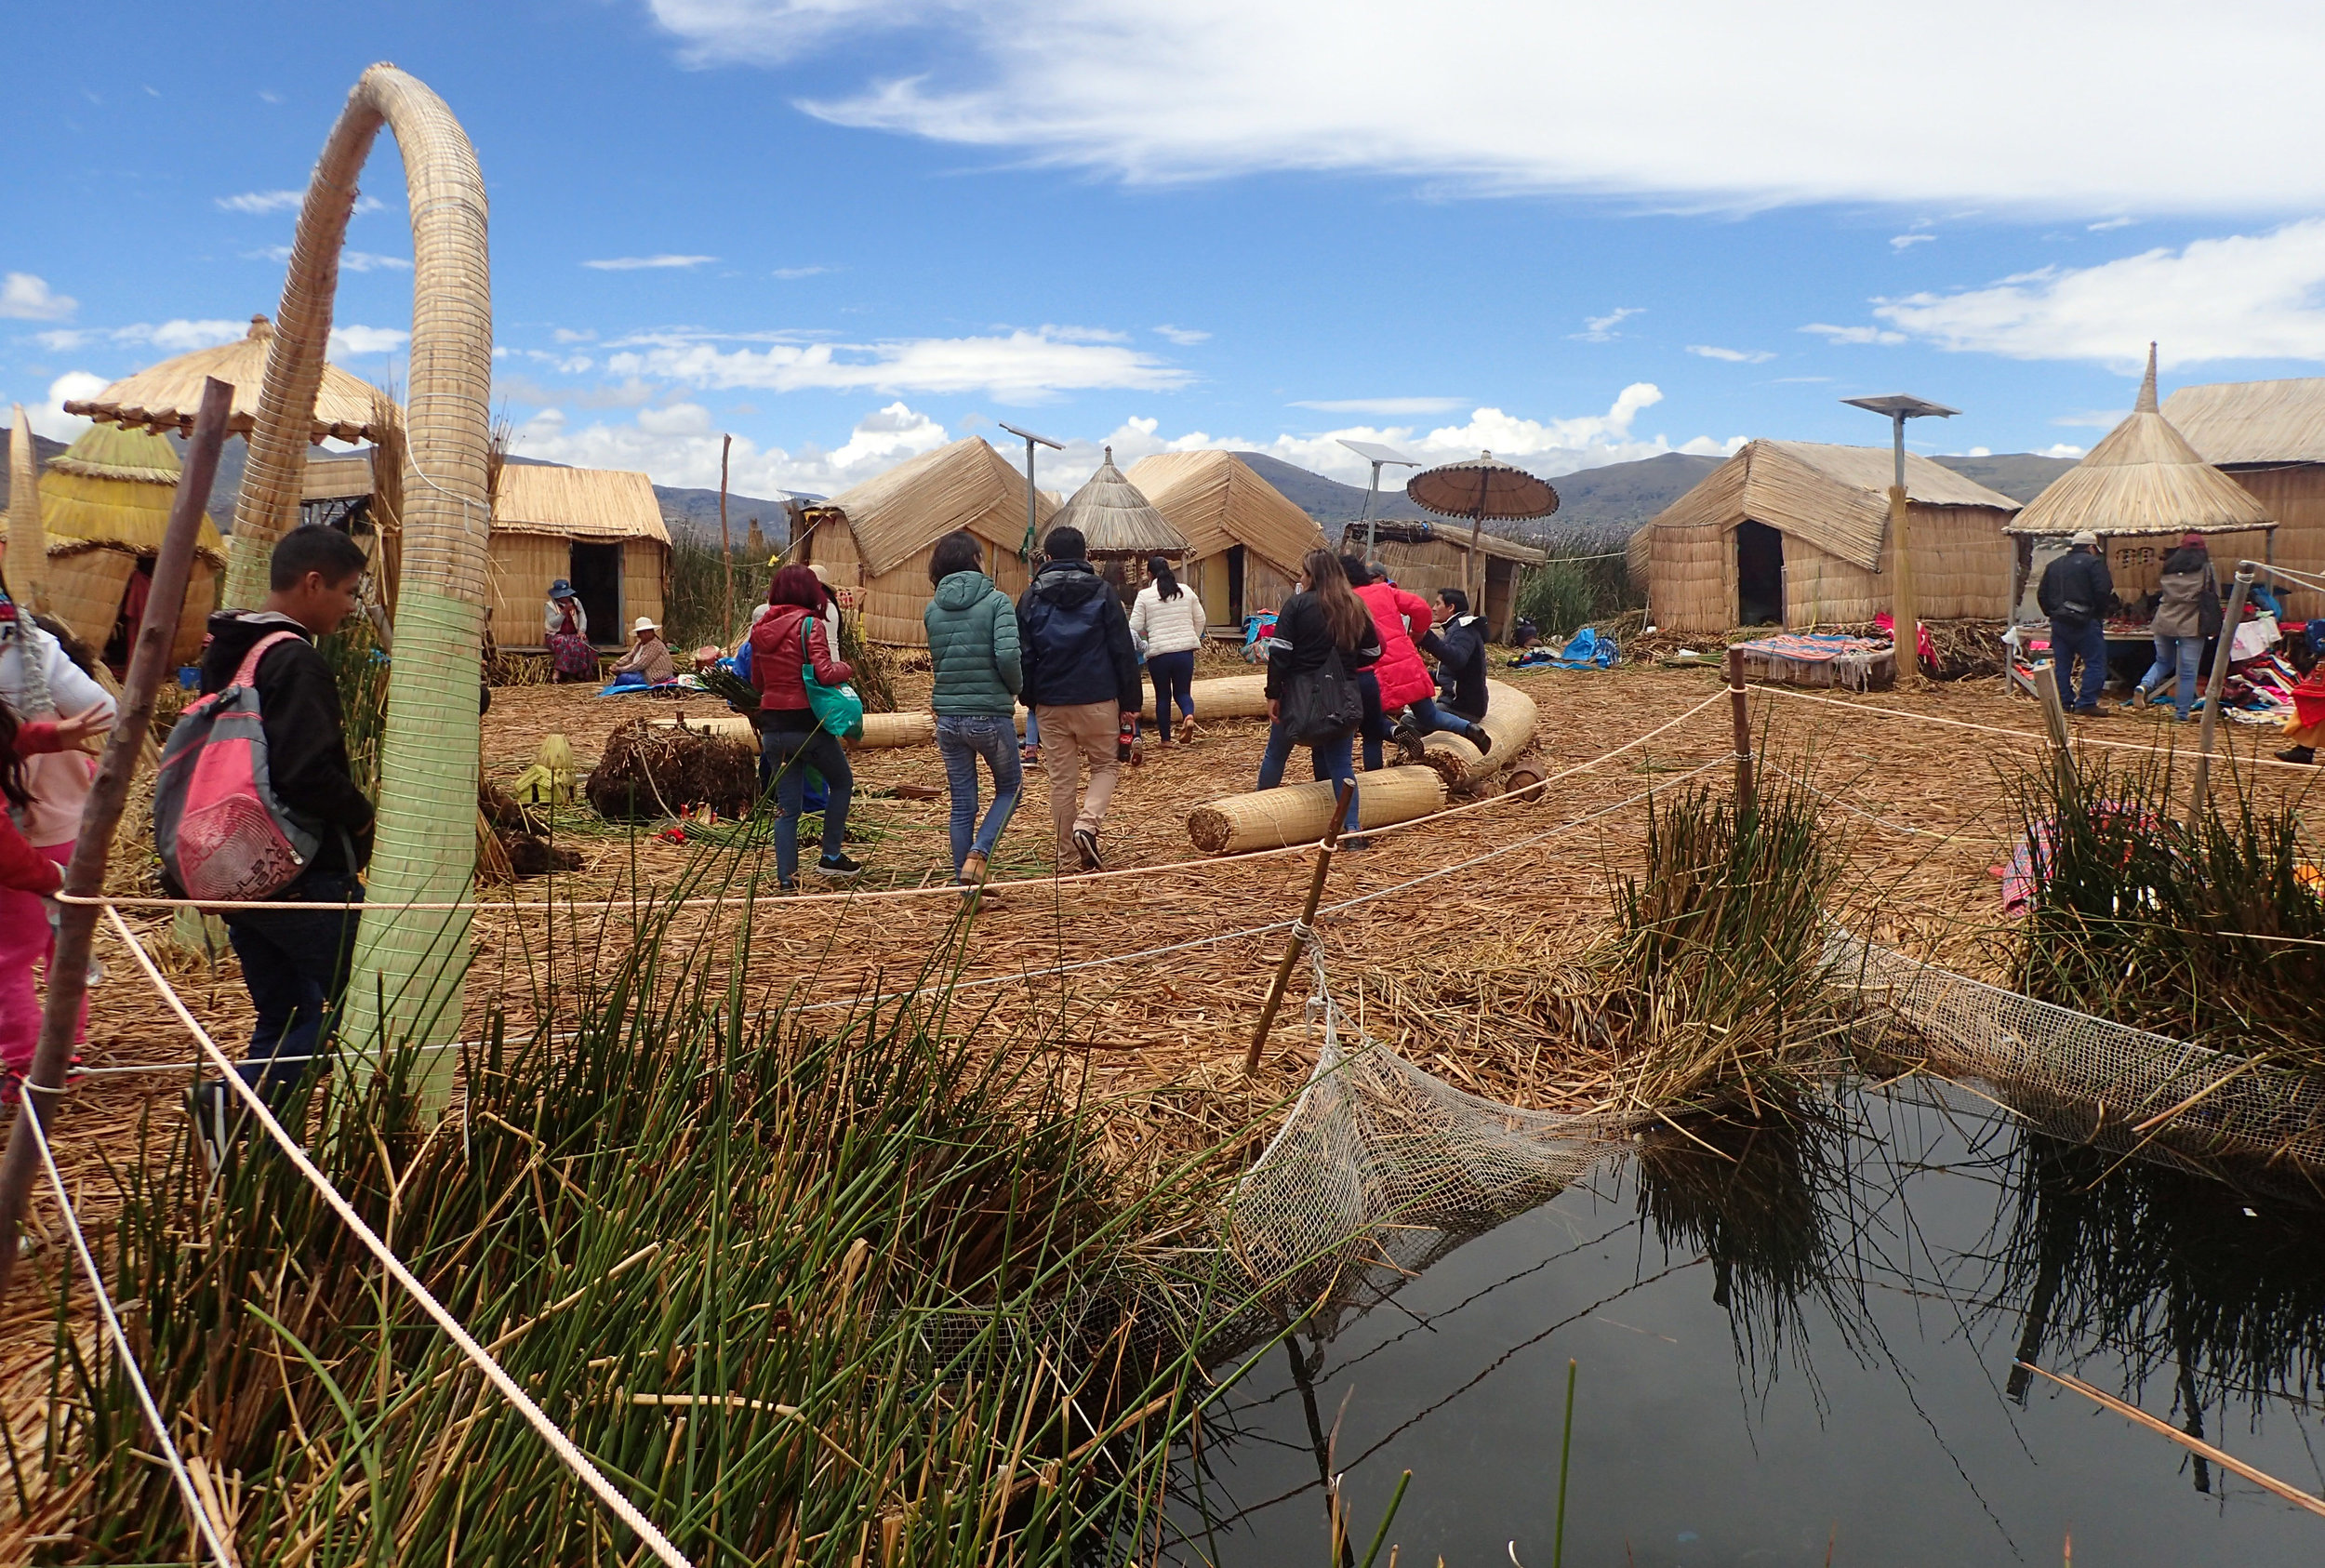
[1736,520,1783,626]
[569,541,623,646]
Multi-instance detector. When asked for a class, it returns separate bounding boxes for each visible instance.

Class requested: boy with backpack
[163,525,373,1143]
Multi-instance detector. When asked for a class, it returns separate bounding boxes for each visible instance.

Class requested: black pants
[222,869,364,1099]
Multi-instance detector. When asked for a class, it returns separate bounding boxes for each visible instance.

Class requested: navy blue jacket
[1016,559,1143,710]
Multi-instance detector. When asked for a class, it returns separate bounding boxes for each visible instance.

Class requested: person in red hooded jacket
[748,564,865,888]
[1341,556,1490,764]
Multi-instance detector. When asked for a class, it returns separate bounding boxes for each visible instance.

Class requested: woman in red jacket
[1343,556,1490,761]
[748,565,865,888]
[0,698,68,1098]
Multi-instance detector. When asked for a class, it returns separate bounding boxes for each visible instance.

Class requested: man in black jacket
[1017,525,1142,870]
[2037,530,2115,714]
[1432,588,1492,722]
[186,525,373,1140]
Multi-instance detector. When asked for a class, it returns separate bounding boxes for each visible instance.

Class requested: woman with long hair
[747,563,863,888]
[0,698,69,1100]
[1130,553,1203,745]
[923,530,1023,892]
[1258,548,1381,844]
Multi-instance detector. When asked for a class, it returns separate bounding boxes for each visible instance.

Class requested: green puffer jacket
[923,570,1024,715]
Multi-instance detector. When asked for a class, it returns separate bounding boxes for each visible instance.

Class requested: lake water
[1188,1082,2325,1566]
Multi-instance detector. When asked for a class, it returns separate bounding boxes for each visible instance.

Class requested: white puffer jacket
[1129,581,1204,658]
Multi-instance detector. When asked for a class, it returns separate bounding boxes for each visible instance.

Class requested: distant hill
[1229,451,1432,524]
[1230,447,1724,546]
[1928,453,2077,504]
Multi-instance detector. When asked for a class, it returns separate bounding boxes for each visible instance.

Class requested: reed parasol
[65,314,392,445]
[1405,451,1561,605]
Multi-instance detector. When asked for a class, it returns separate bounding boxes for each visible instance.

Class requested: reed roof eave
[824,437,1056,577]
[64,315,394,445]
[2160,377,2325,466]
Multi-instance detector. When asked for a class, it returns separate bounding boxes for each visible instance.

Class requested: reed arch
[236,63,492,1093]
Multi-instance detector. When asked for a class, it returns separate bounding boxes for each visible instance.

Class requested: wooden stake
[0,376,233,1304]
[2186,567,2253,832]
[719,432,734,642]
[2038,664,2076,803]
[2016,1361,2325,1519]
[1245,778,1355,1075]
[1724,646,1754,817]
[1889,482,1920,684]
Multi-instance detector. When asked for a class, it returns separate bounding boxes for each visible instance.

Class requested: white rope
[22,1108,236,1568]
[100,907,697,1568]
[1760,764,1972,843]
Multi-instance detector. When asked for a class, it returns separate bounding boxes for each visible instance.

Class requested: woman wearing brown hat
[2132,533,2220,723]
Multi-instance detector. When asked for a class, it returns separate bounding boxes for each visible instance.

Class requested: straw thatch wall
[480,464,671,647]
[2214,467,2325,618]
[800,437,1053,646]
[2092,526,2278,609]
[1126,450,1324,630]
[1640,440,2019,632]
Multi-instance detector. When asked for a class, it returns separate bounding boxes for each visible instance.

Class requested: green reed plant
[1513,540,1641,640]
[316,609,391,799]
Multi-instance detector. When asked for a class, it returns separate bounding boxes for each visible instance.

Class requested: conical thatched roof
[1122,449,1323,573]
[31,424,224,562]
[825,437,1056,576]
[1048,447,1188,558]
[2007,346,2277,538]
[64,314,393,443]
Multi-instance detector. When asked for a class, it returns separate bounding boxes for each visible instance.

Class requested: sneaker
[1072,827,1103,871]
[2130,685,2149,710]
[815,852,865,881]
[960,850,990,886]
[1338,835,1372,853]
[2278,746,2318,765]
[3,1055,86,1107]
[1390,723,1428,765]
[1468,725,1494,754]
[2069,703,2106,717]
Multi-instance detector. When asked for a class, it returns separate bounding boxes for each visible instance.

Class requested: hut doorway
[1736,521,1784,626]
[569,541,623,646]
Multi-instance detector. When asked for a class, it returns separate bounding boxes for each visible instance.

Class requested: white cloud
[1871,219,2325,365]
[551,327,598,344]
[646,0,2325,213]
[771,266,831,279]
[1290,397,1464,415]
[329,326,410,357]
[1153,325,1210,345]
[2051,407,2130,429]
[217,189,303,214]
[583,254,719,271]
[1890,233,1934,251]
[1963,445,1991,457]
[1800,322,1906,346]
[1571,307,1642,343]
[240,245,409,272]
[2088,216,2135,233]
[511,400,954,496]
[1,273,76,322]
[1685,345,1775,364]
[29,371,108,439]
[602,326,1189,403]
[2037,443,2087,459]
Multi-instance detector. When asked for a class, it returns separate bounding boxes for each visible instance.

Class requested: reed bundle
[1185,765,1444,855]
[585,716,757,820]
[1140,673,1270,723]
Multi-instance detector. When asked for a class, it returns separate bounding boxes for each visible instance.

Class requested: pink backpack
[154,631,323,901]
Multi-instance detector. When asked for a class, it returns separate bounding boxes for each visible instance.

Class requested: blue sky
[8,0,2325,500]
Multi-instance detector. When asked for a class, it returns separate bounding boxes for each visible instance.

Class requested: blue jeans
[2137,633,2205,720]
[223,870,363,1099]
[1404,695,1482,745]
[2049,617,2109,710]
[1148,650,1196,740]
[1356,671,1387,772]
[761,725,853,884]
[1257,720,1362,836]
[936,714,1022,873]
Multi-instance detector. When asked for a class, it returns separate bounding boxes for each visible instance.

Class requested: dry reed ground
[5,648,2319,1463]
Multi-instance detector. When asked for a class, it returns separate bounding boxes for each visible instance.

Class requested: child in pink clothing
[0,698,68,1091]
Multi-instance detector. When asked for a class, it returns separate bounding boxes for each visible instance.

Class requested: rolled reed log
[1187,765,1445,856]
[1139,672,1271,722]
[1418,679,1539,789]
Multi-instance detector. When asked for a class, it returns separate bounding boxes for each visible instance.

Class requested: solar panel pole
[1000,422,1063,561]
[1336,439,1419,570]
[1843,396,1958,682]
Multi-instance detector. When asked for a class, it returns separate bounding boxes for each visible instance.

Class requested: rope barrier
[23,1108,237,1568]
[1760,763,1977,844]
[100,907,698,1568]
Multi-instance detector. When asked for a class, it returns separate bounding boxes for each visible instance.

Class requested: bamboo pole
[2186,566,2254,831]
[1244,779,1354,1076]
[0,377,232,1305]
[719,432,734,642]
[2038,663,2076,803]
[1725,645,1754,817]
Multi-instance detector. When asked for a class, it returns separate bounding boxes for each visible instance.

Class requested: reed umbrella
[1405,451,1561,605]
[1047,445,1188,600]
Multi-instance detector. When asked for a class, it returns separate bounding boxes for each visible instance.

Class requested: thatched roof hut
[1123,449,1325,630]
[6,425,226,663]
[794,436,1057,645]
[2008,347,2277,613]
[1339,518,1546,641]
[1635,439,2020,633]
[1050,447,1187,563]
[485,464,671,650]
[64,315,393,444]
[2160,373,2325,618]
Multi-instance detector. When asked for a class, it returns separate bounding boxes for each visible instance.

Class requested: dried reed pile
[585,716,757,820]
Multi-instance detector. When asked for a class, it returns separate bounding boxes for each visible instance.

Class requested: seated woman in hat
[609,615,678,684]
[543,579,598,683]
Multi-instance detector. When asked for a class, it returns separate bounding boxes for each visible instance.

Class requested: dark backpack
[1282,645,1364,745]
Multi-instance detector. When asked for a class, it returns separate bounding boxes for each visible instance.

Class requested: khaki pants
[1034,701,1121,861]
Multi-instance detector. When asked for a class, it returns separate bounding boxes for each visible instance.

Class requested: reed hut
[5,424,223,663]
[1123,450,1325,631]
[1340,519,1546,640]
[1635,440,2020,633]
[1047,446,1189,605]
[64,315,393,444]
[792,437,1056,645]
[483,464,670,649]
[2161,374,2325,618]
[2007,350,2276,618]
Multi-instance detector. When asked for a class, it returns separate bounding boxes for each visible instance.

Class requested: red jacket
[0,810,60,897]
[1354,581,1439,709]
[748,605,854,715]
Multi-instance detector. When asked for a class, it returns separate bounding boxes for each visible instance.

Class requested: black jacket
[1264,591,1381,701]
[2038,549,2115,623]
[1016,560,1143,711]
[198,611,374,875]
[1434,614,1491,718]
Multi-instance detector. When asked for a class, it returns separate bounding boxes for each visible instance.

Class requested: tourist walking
[1017,525,1142,870]
[543,578,596,682]
[1432,587,1494,725]
[923,531,1023,891]
[2038,531,2115,714]
[2132,533,2221,722]
[1130,554,1203,745]
[1259,549,1382,844]
[749,564,864,888]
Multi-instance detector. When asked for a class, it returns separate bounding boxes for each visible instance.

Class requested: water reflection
[1185,1081,2325,1565]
